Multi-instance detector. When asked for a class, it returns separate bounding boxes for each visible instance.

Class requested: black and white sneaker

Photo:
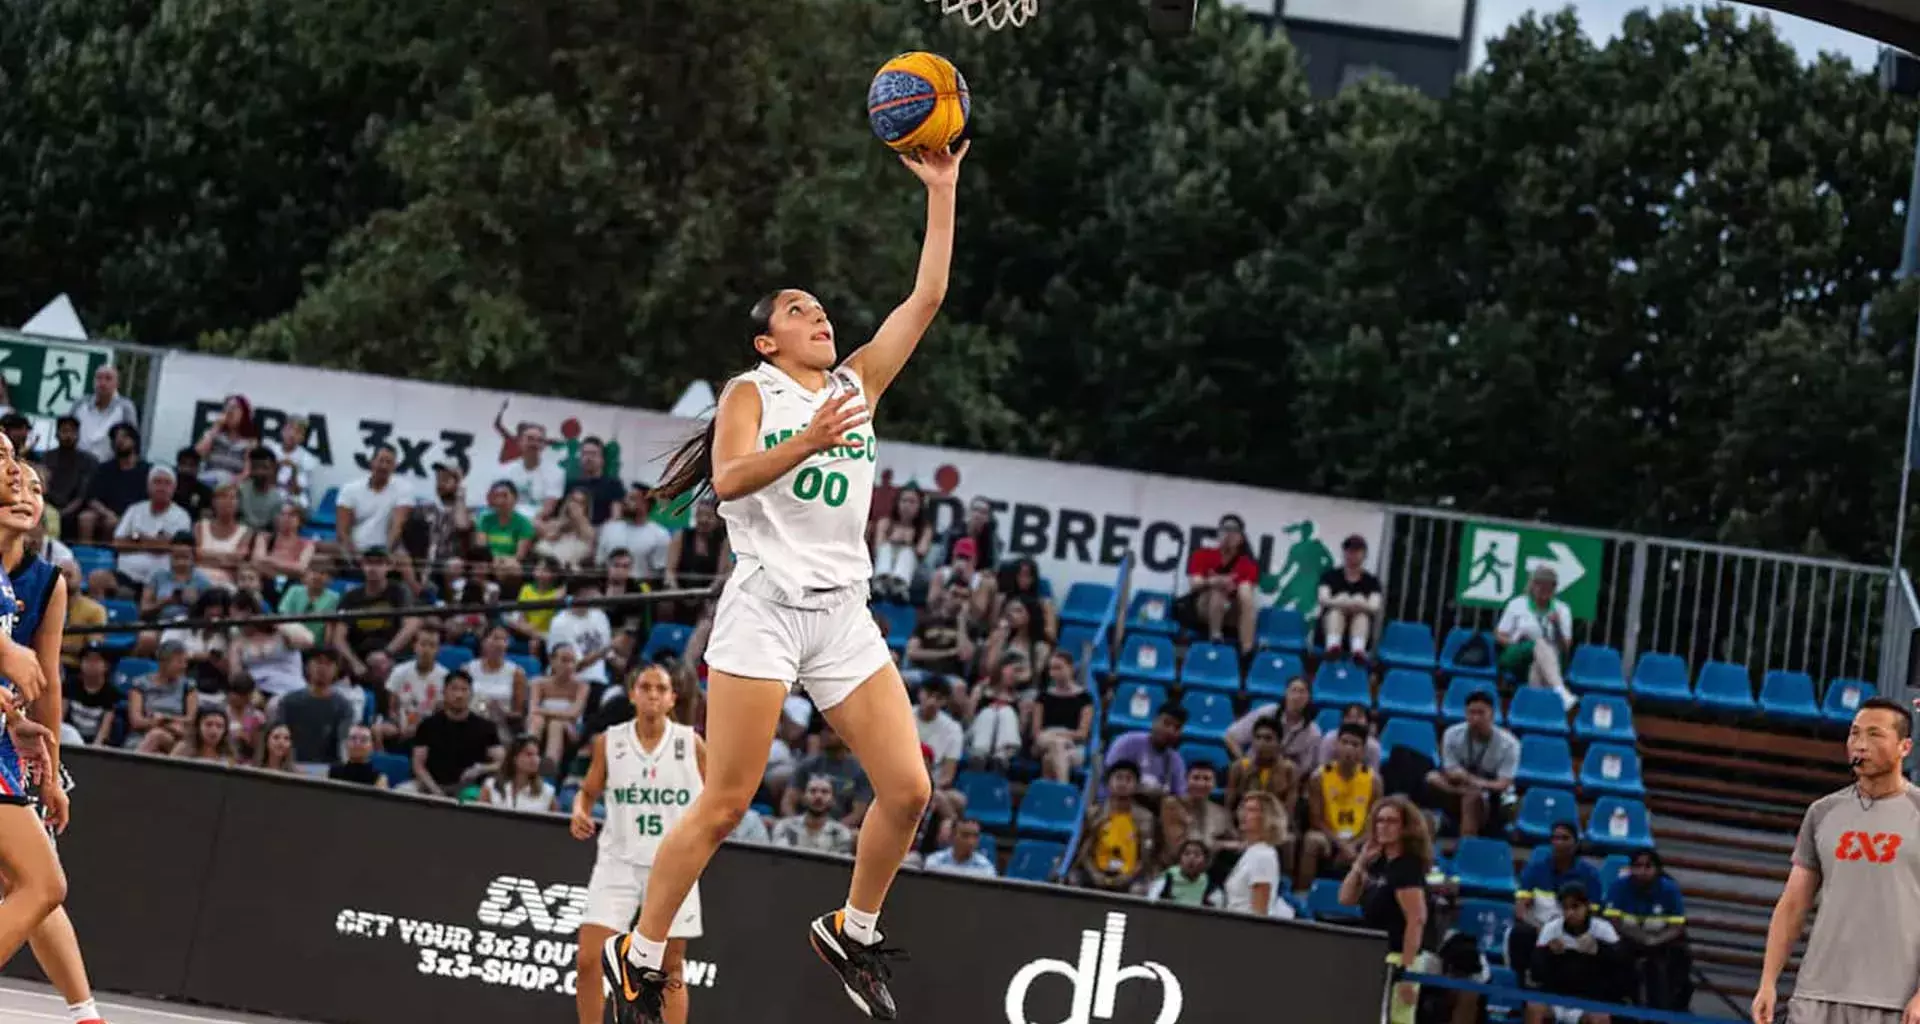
[601,934,673,1024]
[808,912,908,1019]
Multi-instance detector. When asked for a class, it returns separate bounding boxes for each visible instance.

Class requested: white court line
[0,980,289,1024]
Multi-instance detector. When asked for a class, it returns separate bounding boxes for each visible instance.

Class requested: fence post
[1621,541,1649,669]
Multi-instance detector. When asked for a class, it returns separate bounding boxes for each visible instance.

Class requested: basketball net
[925,0,1036,30]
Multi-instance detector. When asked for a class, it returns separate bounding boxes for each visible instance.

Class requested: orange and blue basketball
[866,52,970,154]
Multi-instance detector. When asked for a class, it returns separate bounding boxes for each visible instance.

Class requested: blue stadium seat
[1180,642,1241,693]
[111,657,157,687]
[1513,736,1576,790]
[327,578,355,597]
[1513,787,1580,844]
[1629,653,1692,702]
[1006,840,1066,881]
[1377,670,1438,720]
[71,545,115,586]
[641,623,693,664]
[1180,690,1234,745]
[556,783,579,811]
[1486,966,1523,1021]
[100,599,139,651]
[1585,797,1655,852]
[1823,678,1876,724]
[1059,583,1114,628]
[1507,688,1570,736]
[1598,854,1632,888]
[1056,625,1098,666]
[1106,683,1167,734]
[1573,695,1636,745]
[1380,718,1437,763]
[1455,899,1515,965]
[1759,670,1821,725]
[874,604,916,653]
[1256,607,1309,653]
[1694,660,1756,714]
[955,771,1014,831]
[1311,660,1369,711]
[1440,677,1503,725]
[1440,628,1498,680]
[1178,742,1226,779]
[1114,634,1177,685]
[101,598,137,622]
[1567,645,1627,694]
[435,646,471,674]
[1244,651,1304,701]
[507,653,543,679]
[370,752,412,788]
[310,487,340,529]
[751,802,776,820]
[1125,590,1178,636]
[298,524,332,542]
[1314,707,1343,736]
[1452,836,1519,899]
[1378,621,1439,672]
[1579,743,1645,799]
[1015,780,1080,841]
[1307,878,1360,922]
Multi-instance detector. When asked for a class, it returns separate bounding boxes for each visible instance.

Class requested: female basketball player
[603,141,967,1024]
[0,435,69,975]
[572,665,703,1024]
[5,464,106,1024]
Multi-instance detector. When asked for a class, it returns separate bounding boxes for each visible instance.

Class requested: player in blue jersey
[0,433,68,975]
[7,462,106,1023]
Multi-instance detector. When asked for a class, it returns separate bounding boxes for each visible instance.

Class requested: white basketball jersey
[597,720,701,866]
[720,363,878,595]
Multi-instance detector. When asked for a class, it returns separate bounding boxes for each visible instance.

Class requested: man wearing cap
[1318,534,1384,665]
[594,481,670,579]
[1497,566,1577,710]
[76,422,149,544]
[566,435,625,526]
[1180,513,1261,657]
[111,465,192,585]
[408,460,476,573]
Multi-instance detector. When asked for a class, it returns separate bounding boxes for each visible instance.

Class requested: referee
[1754,697,1920,1024]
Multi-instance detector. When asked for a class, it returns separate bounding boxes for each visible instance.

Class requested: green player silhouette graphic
[1261,520,1335,613]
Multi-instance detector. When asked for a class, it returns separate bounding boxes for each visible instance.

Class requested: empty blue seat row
[1060,583,1112,628]
[1006,839,1067,882]
[1513,788,1654,852]
[1104,685,1233,741]
[955,773,1081,842]
[1514,737,1644,798]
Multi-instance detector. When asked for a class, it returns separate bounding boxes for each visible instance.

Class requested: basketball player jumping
[602,140,967,1024]
[1754,696,1920,1024]
[572,665,705,1024]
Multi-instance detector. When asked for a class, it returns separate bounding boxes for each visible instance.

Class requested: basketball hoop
[925,0,1036,30]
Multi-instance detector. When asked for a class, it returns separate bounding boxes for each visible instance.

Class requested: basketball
[866,52,970,154]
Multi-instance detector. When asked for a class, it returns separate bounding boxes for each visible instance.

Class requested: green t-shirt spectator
[279,584,342,644]
[478,509,537,559]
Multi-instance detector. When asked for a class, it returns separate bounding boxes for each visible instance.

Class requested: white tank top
[719,363,877,598]
[597,719,701,866]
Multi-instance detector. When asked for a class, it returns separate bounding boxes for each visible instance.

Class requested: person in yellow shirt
[1299,722,1382,890]
[1074,760,1158,894]
[1227,715,1298,818]
[60,565,107,673]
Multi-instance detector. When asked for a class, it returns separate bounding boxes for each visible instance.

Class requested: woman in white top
[527,643,590,770]
[226,596,313,699]
[481,736,558,813]
[1223,790,1292,918]
[533,488,596,569]
[602,143,967,1024]
[464,624,528,730]
[194,484,253,589]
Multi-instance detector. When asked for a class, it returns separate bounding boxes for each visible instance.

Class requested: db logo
[475,875,589,935]
[1003,913,1183,1024]
[1833,831,1904,864]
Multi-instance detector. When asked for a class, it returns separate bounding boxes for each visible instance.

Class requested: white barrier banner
[149,353,1385,611]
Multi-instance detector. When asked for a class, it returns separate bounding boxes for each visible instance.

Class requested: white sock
[624,932,666,972]
[841,904,880,946]
[68,1000,100,1023]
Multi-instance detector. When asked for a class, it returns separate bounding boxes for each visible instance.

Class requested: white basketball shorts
[703,571,894,711]
[581,855,702,938]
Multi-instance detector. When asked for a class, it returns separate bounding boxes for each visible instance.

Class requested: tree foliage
[0,0,1916,565]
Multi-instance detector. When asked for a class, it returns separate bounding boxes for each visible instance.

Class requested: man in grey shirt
[1426,690,1519,838]
[1756,697,1920,1024]
[269,649,358,767]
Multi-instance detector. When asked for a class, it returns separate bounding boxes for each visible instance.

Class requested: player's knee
[20,864,65,915]
[879,771,932,823]
[690,794,749,839]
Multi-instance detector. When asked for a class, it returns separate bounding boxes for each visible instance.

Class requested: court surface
[0,978,320,1024]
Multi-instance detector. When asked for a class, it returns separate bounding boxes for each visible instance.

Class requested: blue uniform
[8,554,67,817]
[0,560,28,805]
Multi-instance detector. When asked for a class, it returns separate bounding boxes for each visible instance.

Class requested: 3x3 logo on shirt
[1832,830,1904,863]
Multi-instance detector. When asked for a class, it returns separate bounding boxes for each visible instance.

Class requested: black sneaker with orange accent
[808,912,908,1020]
[601,934,671,1024]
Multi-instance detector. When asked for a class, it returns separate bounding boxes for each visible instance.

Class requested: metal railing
[1381,506,1902,692]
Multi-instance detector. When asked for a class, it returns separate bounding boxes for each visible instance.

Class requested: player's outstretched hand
[569,805,598,841]
[901,140,969,190]
[800,392,870,455]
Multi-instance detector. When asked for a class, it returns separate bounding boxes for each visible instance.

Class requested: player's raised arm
[846,142,968,404]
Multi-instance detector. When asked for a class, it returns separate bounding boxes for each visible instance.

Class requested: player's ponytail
[655,291,786,502]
